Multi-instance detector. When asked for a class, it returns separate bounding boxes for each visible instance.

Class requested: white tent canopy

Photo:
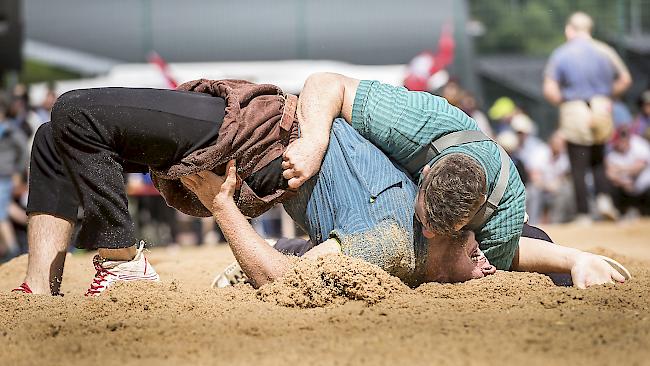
[29,60,407,104]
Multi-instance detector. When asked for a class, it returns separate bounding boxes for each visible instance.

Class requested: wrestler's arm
[282,72,359,189]
[181,168,340,288]
[511,236,627,289]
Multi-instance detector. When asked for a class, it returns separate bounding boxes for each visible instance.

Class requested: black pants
[612,187,650,215]
[28,88,226,249]
[566,142,611,214]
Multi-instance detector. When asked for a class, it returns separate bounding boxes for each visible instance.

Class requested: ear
[422,164,431,177]
[421,226,436,239]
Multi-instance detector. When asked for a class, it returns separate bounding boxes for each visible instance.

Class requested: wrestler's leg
[20,123,77,294]
[274,237,315,256]
[521,223,552,242]
[20,88,224,294]
[49,87,224,254]
[24,214,72,294]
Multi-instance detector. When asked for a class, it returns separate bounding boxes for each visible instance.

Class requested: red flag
[435,22,455,71]
[404,22,455,91]
[148,51,178,89]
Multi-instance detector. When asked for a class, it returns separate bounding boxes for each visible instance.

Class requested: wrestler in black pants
[566,142,611,215]
[27,88,226,250]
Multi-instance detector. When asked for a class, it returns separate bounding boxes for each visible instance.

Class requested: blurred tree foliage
[18,60,80,85]
[469,0,623,56]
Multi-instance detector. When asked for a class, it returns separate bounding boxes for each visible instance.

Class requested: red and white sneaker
[85,241,160,296]
[12,282,33,294]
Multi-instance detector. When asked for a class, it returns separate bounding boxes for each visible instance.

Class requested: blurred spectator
[488,96,519,134]
[499,117,576,224]
[174,211,201,246]
[606,126,650,218]
[543,11,631,223]
[9,172,29,252]
[26,88,57,136]
[7,97,28,134]
[544,132,576,223]
[510,114,549,224]
[440,79,463,108]
[496,130,528,185]
[7,84,32,136]
[127,172,225,246]
[460,91,494,138]
[201,217,223,246]
[511,114,543,162]
[632,90,650,140]
[526,132,575,224]
[0,99,29,261]
[251,206,290,239]
[127,173,177,246]
[612,100,633,128]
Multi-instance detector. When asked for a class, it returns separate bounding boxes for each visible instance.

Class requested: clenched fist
[282,137,328,189]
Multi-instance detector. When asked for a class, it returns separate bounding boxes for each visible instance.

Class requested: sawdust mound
[257,255,410,308]
[3,218,650,366]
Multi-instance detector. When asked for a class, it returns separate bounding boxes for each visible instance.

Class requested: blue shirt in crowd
[545,38,617,101]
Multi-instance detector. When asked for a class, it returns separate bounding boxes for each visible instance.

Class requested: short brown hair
[422,153,486,236]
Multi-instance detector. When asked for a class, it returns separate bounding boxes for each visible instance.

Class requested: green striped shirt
[351,80,526,270]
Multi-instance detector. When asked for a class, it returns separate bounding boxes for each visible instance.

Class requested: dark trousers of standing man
[27,87,227,250]
[566,142,611,215]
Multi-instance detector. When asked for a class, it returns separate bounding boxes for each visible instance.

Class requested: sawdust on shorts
[256,255,410,308]
[338,219,419,285]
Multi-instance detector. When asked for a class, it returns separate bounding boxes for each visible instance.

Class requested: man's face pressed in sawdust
[415,187,497,284]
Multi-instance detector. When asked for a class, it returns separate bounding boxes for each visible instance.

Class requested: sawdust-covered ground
[1,220,649,366]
